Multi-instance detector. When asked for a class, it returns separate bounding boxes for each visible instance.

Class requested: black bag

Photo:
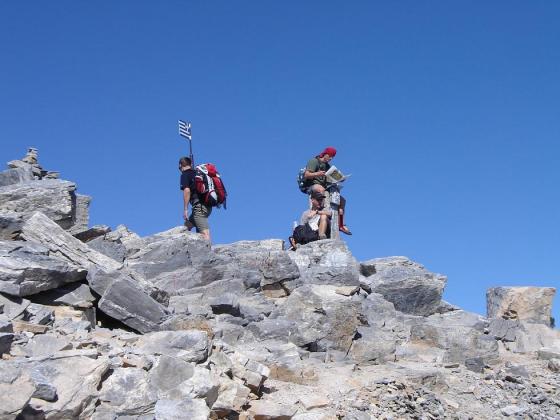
[292,224,318,245]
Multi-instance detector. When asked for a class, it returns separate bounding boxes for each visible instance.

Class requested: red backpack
[194,163,227,208]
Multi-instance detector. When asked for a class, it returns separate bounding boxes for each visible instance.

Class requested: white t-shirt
[300,210,321,231]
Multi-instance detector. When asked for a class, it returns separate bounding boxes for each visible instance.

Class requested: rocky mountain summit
[0,149,559,420]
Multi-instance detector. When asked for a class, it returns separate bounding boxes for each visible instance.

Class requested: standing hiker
[179,156,212,242]
[302,147,352,235]
[289,190,331,250]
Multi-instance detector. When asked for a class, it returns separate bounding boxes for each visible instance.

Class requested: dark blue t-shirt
[180,169,198,203]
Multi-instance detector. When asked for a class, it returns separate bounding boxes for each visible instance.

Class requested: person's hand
[316,171,326,177]
[183,210,189,220]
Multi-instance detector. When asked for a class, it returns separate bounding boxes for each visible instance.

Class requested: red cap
[319,147,337,157]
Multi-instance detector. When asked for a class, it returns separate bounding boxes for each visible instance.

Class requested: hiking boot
[339,226,352,235]
[318,234,327,240]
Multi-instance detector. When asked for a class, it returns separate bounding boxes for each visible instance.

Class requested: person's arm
[303,159,325,180]
[183,187,191,220]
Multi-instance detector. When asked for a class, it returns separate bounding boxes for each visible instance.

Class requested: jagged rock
[134,330,209,363]
[349,326,397,364]
[408,310,498,365]
[125,227,209,279]
[359,256,447,316]
[97,367,157,416]
[248,318,298,341]
[273,284,363,352]
[0,211,24,239]
[505,321,560,353]
[154,398,210,420]
[288,240,360,287]
[88,235,127,262]
[487,286,556,326]
[0,332,14,354]
[0,240,86,296]
[211,377,251,417]
[21,211,122,271]
[248,399,298,419]
[230,352,270,391]
[487,318,520,342]
[73,224,111,243]
[149,354,195,394]
[0,293,31,319]
[17,355,110,419]
[67,193,91,235]
[548,358,560,372]
[0,363,35,418]
[96,270,169,333]
[0,165,34,187]
[23,303,54,325]
[537,347,560,360]
[32,282,95,308]
[0,180,79,229]
[0,315,12,332]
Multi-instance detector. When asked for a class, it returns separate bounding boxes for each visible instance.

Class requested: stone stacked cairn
[0,149,558,419]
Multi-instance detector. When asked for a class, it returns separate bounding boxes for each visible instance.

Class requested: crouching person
[289,190,331,250]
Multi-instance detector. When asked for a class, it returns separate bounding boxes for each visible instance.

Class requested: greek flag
[178,120,192,140]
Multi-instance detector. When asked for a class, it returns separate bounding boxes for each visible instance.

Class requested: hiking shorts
[189,202,212,232]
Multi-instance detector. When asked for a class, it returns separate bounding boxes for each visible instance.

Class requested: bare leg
[200,229,211,243]
[318,215,328,239]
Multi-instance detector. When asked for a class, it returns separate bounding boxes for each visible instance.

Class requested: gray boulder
[349,326,397,364]
[0,165,34,187]
[17,355,110,419]
[0,179,81,230]
[96,270,169,333]
[0,332,14,355]
[126,227,210,280]
[360,256,447,316]
[32,282,95,308]
[155,398,210,420]
[273,284,363,352]
[0,362,35,418]
[0,240,86,296]
[21,211,122,272]
[408,310,498,365]
[97,367,157,416]
[288,240,360,287]
[487,286,556,326]
[0,211,24,240]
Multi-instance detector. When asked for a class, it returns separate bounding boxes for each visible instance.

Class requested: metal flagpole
[178,120,193,165]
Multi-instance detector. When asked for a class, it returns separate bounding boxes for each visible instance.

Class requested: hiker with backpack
[289,190,331,250]
[300,146,352,235]
[179,157,227,243]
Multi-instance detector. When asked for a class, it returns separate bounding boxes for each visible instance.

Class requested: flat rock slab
[134,330,209,363]
[0,362,35,418]
[360,256,447,316]
[32,282,95,308]
[487,286,556,326]
[21,211,122,272]
[0,240,86,297]
[248,399,298,419]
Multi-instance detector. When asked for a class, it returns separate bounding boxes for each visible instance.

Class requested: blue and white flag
[178,120,192,140]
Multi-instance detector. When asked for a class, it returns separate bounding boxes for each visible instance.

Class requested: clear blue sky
[1,1,559,324]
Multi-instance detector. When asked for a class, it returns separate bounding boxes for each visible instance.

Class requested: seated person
[303,146,351,235]
[289,190,331,250]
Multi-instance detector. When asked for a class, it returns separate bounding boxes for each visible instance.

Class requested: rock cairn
[0,149,559,419]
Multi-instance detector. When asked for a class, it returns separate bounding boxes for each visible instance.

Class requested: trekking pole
[178,119,194,165]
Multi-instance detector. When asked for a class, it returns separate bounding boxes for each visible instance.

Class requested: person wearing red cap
[302,147,352,235]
